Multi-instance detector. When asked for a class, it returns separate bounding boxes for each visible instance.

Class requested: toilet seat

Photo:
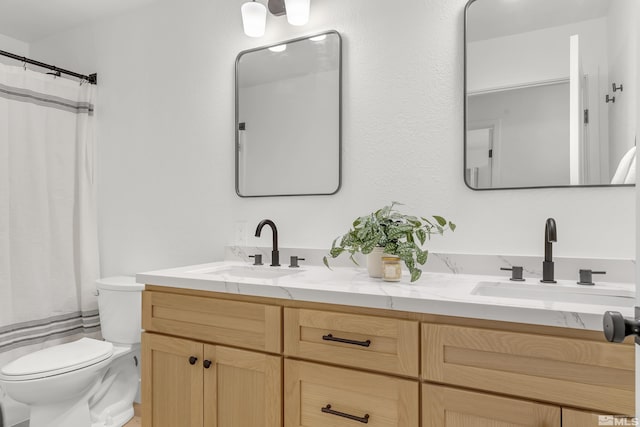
[0,338,113,381]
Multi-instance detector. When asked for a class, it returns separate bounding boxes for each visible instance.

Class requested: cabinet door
[423,383,560,427]
[142,333,204,427]
[204,345,282,427]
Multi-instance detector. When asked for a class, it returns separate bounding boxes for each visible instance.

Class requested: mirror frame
[463,0,634,191]
[235,30,343,198]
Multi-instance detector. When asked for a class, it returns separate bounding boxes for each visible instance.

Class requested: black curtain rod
[0,49,97,85]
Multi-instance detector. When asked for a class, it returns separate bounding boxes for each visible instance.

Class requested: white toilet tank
[96,277,144,345]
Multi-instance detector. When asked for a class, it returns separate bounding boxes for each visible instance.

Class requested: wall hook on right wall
[606,94,616,103]
[612,82,624,92]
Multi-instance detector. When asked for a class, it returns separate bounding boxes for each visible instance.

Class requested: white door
[569,34,585,185]
[466,127,493,188]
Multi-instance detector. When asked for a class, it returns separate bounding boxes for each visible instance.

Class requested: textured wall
[28,0,636,277]
[0,33,29,63]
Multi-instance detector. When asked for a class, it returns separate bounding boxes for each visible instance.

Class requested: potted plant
[323,202,456,282]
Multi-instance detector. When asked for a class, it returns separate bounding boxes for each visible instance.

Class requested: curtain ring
[22,60,27,71]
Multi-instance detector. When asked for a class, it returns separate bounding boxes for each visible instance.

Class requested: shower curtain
[0,63,100,368]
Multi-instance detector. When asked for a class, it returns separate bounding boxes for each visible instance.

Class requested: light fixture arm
[268,0,286,16]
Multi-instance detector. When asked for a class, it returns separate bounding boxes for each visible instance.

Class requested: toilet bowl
[0,276,143,427]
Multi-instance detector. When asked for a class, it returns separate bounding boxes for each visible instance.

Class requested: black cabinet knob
[603,311,640,343]
[188,356,198,365]
[203,360,212,369]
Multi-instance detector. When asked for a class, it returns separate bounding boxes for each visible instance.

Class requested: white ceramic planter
[366,247,385,278]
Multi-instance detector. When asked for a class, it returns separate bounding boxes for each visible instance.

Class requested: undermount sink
[191,265,301,280]
[471,281,634,307]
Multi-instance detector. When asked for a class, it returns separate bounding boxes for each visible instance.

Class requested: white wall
[468,83,570,187]
[239,69,339,196]
[468,18,609,184]
[0,33,29,64]
[467,18,607,93]
[28,0,636,278]
[608,0,638,179]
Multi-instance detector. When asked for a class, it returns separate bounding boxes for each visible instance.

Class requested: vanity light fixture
[284,0,310,26]
[241,0,310,37]
[268,44,287,52]
[241,0,267,38]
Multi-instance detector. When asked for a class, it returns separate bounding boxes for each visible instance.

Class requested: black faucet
[255,219,280,266]
[541,218,557,283]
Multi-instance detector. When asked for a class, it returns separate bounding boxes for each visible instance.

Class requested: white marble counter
[137,261,635,332]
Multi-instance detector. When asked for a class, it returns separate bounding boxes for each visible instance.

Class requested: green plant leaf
[322,256,332,269]
[449,221,457,231]
[384,242,398,255]
[329,247,345,258]
[416,249,428,265]
[416,229,426,245]
[410,268,422,282]
[433,215,447,227]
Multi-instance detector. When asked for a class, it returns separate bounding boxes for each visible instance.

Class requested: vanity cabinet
[142,332,282,427]
[141,287,634,427]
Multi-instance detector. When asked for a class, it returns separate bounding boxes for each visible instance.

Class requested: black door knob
[603,311,640,343]
[188,356,198,365]
[203,360,212,369]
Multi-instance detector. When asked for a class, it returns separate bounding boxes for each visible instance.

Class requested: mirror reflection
[235,31,341,197]
[465,0,637,189]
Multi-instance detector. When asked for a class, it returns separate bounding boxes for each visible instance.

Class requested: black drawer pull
[322,333,371,347]
[188,356,198,365]
[203,360,212,369]
[321,404,369,424]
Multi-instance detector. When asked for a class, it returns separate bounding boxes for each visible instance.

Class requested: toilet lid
[0,338,113,380]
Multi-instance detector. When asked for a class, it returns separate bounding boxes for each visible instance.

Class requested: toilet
[0,277,143,427]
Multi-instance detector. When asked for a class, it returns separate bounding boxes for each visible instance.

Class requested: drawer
[284,308,419,376]
[423,383,560,426]
[285,359,419,427]
[142,291,281,353]
[421,323,634,415]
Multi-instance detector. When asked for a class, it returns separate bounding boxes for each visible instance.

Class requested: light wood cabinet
[423,383,561,427]
[142,291,282,353]
[284,307,419,377]
[142,287,634,427]
[561,408,631,427]
[142,333,203,427]
[142,332,282,427]
[422,322,635,415]
[285,359,419,427]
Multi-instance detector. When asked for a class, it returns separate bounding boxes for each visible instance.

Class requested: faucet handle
[249,254,263,266]
[500,266,525,281]
[289,256,305,268]
[578,269,606,286]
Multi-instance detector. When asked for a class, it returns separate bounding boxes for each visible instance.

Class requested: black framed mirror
[464,0,636,190]
[235,30,342,197]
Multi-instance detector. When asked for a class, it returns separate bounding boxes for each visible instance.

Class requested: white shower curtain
[0,63,100,367]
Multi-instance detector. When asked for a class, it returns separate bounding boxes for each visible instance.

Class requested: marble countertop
[136,261,635,331]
